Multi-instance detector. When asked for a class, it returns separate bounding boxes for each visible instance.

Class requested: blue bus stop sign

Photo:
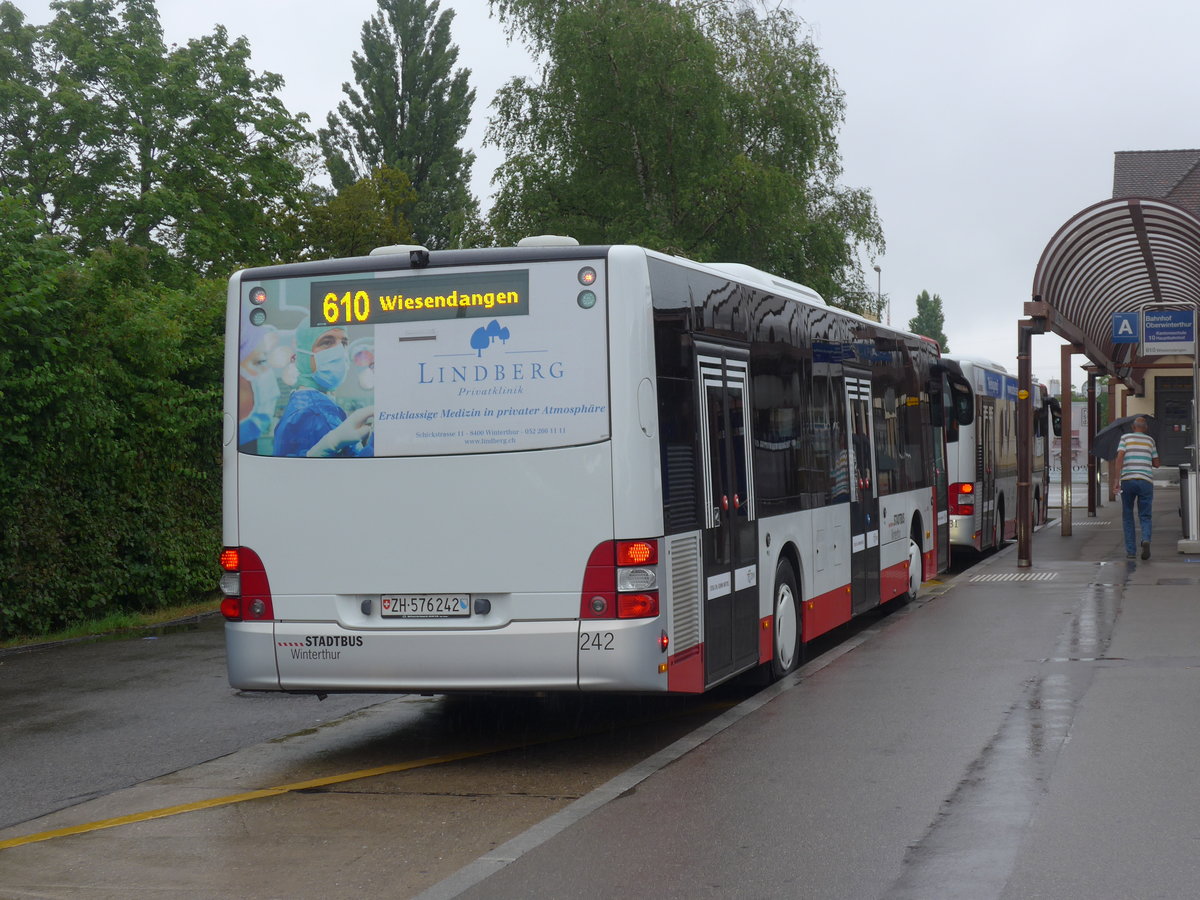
[1112,311,1139,343]
[1143,308,1195,355]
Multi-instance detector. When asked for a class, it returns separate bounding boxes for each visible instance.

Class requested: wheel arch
[909,509,925,551]
[909,510,925,579]
[774,539,804,601]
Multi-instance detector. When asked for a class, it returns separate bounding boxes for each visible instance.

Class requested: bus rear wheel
[770,559,802,680]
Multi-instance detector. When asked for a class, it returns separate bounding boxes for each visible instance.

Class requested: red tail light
[581,539,661,620]
[219,546,275,622]
[949,482,976,516]
[618,594,659,618]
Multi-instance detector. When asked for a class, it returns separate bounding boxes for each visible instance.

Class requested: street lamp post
[873,264,884,325]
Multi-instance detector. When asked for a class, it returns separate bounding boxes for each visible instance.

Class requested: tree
[829,290,887,320]
[0,2,92,237]
[908,289,949,350]
[319,0,478,249]
[0,0,315,281]
[487,0,883,302]
[303,165,419,259]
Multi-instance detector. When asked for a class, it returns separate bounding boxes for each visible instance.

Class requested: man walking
[1111,416,1160,559]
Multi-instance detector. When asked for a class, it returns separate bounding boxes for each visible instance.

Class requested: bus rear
[220,244,669,693]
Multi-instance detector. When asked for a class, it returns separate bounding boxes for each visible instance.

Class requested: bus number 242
[580,631,614,651]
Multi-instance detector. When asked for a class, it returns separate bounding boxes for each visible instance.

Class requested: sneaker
[1141,541,1151,560]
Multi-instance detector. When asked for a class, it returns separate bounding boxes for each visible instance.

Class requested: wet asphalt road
[0,616,392,829]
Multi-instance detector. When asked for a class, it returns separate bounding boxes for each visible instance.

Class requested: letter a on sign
[1112,311,1139,344]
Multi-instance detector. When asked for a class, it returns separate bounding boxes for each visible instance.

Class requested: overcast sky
[18,0,1200,385]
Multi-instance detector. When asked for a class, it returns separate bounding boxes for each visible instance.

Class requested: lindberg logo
[470,319,511,356]
[415,321,566,385]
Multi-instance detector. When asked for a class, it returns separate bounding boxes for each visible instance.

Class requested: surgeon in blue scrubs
[273,325,374,457]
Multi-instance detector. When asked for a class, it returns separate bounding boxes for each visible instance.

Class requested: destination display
[309,270,529,326]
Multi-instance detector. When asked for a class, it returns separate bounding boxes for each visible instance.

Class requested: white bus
[943,356,1013,551]
[941,357,1059,556]
[220,240,948,694]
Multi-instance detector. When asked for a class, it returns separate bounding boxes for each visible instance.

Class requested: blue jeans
[1120,479,1154,555]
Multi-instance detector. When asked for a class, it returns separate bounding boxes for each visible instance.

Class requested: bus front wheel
[770,559,803,680]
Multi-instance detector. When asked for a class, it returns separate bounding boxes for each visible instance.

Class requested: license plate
[380,594,470,618]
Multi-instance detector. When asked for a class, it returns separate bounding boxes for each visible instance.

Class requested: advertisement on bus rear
[235,262,610,457]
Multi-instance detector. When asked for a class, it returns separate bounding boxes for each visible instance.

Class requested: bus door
[978,397,997,546]
[697,348,759,685]
[846,373,880,614]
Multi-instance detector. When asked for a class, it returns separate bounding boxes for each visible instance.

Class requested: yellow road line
[0,746,503,851]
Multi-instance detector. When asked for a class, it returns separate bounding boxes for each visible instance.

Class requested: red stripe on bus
[759,615,774,664]
[667,644,705,693]
[880,560,909,603]
[802,584,852,641]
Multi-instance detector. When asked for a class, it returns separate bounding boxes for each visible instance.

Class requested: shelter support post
[1193,306,1199,476]
[1017,305,1047,566]
[1087,371,1098,516]
[1108,378,1118,498]
[1060,343,1078,537]
[1179,307,1200,553]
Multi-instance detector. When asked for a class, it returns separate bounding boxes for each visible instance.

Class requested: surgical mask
[249,368,280,417]
[298,344,349,392]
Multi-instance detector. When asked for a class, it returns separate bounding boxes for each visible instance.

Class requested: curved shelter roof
[1031,197,1200,391]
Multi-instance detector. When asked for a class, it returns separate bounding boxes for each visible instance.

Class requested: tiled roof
[1113,149,1200,210]
[1166,164,1200,214]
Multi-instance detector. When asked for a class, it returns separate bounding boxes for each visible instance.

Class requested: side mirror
[945,371,974,426]
[1047,398,1063,437]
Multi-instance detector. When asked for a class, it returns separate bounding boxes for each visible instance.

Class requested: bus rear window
[235,262,611,457]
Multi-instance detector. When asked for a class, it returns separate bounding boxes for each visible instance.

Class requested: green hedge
[0,196,223,639]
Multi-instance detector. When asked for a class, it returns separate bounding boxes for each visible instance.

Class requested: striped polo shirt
[1117,431,1158,483]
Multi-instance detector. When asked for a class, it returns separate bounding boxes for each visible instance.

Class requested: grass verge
[0,597,221,652]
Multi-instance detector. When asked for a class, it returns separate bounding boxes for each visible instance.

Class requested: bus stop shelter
[1017,196,1200,565]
